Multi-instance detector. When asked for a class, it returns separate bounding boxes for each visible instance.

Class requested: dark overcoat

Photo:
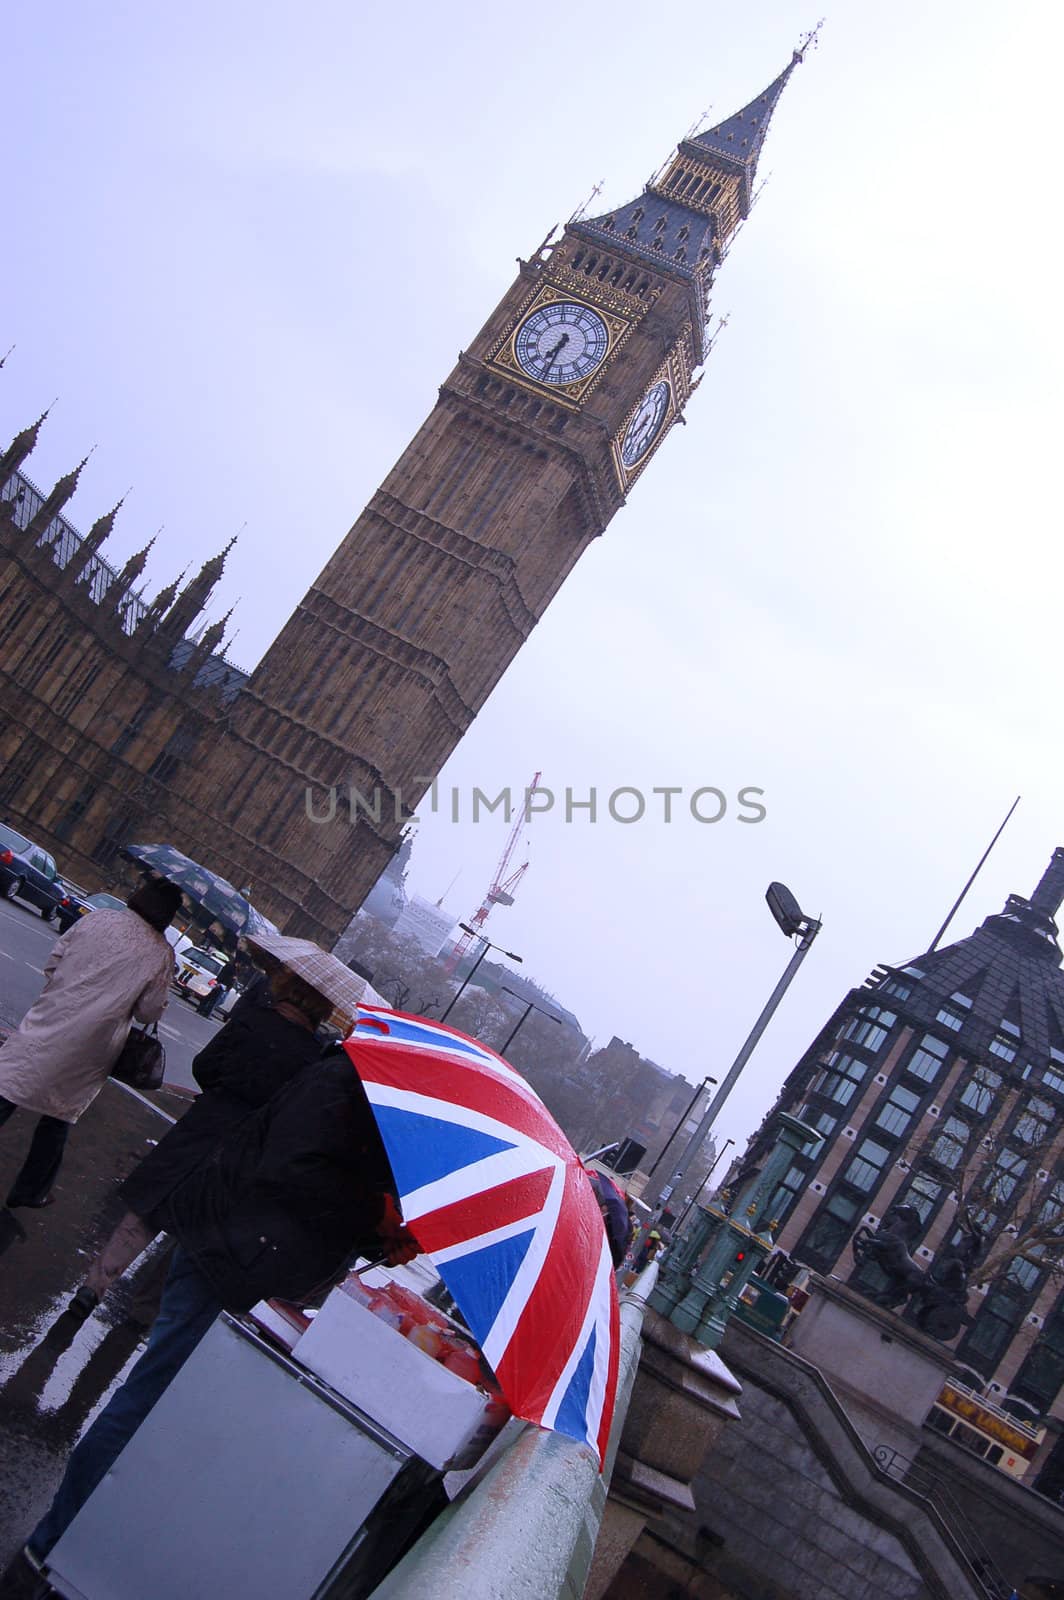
[119,1007,324,1220]
[161,1051,395,1311]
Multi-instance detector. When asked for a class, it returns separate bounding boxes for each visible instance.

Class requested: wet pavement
[0,1078,190,1570]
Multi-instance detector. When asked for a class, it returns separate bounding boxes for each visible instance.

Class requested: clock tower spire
[170,54,807,941]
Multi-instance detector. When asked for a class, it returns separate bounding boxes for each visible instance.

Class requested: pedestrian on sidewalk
[24,1047,419,1565]
[196,952,238,1018]
[69,966,331,1318]
[0,878,181,1211]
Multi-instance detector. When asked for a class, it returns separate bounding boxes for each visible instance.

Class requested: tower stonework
[166,56,805,940]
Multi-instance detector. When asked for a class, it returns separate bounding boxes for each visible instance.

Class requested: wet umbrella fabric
[121,843,278,939]
[244,932,389,1032]
[343,1010,620,1466]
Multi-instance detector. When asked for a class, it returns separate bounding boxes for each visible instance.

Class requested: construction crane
[444,772,541,974]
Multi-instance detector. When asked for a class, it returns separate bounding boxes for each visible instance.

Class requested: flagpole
[925,796,1021,955]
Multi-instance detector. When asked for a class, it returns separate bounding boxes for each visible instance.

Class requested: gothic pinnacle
[33,447,96,530]
[149,566,187,615]
[113,536,155,591]
[0,404,53,481]
[82,494,127,556]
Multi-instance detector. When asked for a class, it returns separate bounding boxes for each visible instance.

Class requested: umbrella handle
[350,1253,390,1277]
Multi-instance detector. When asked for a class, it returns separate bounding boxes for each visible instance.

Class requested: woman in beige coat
[0,877,182,1210]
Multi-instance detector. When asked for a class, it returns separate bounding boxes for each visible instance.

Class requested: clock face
[620,381,671,469]
[514,301,610,386]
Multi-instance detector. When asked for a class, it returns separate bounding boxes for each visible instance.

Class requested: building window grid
[906,1033,951,1083]
[808,1050,869,1108]
[902,1172,942,1223]
[1043,1064,1064,1096]
[1012,1096,1055,1146]
[875,1083,923,1139]
[930,1115,971,1171]
[959,1066,1002,1117]
[844,1137,892,1194]
[983,1146,1028,1205]
[880,977,912,1001]
[841,1006,898,1055]
[936,995,972,1032]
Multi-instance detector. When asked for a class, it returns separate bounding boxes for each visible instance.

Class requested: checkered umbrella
[121,843,279,939]
[244,932,388,1033]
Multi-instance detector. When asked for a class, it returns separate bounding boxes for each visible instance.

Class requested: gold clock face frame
[491,284,630,403]
[613,367,677,486]
[513,300,610,387]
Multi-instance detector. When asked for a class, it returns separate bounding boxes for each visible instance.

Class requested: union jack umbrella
[343,1009,620,1466]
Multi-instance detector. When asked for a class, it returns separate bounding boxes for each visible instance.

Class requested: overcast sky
[5,2,1063,1160]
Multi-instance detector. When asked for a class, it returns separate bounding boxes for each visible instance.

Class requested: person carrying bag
[0,878,181,1210]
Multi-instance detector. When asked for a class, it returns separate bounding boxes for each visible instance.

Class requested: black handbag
[111,1023,166,1092]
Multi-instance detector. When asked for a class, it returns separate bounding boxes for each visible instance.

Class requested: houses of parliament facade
[0,55,805,943]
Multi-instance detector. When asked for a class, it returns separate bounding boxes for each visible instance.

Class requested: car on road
[87,891,126,912]
[173,945,232,1005]
[0,822,66,922]
[55,880,93,932]
[55,884,129,932]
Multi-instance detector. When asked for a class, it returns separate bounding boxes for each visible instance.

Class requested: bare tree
[901,1065,1064,1291]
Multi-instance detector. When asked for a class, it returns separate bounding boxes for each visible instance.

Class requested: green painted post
[654,1114,819,1346]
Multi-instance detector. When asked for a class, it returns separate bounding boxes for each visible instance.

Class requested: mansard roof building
[744,848,1064,1492]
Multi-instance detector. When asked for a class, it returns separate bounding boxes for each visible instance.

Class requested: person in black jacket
[69,967,331,1318]
[27,1048,418,1563]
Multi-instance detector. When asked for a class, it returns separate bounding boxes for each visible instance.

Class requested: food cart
[42,1273,509,1600]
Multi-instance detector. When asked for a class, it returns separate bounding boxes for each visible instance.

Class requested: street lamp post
[646,1075,718,1181]
[654,883,821,1219]
[439,924,523,1024]
[499,985,562,1056]
[673,1136,735,1235]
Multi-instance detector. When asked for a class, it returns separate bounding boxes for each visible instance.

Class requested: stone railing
[369,1263,661,1600]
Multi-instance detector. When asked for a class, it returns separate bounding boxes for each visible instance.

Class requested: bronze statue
[851,1205,984,1341]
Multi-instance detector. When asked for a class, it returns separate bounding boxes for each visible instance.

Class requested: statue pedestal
[786,1274,956,1458]
[585,1308,742,1600]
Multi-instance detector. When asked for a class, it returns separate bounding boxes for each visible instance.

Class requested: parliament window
[906,1034,950,1083]
[875,1084,921,1138]
[903,1172,942,1222]
[842,1006,897,1054]
[936,994,971,1032]
[986,1147,1027,1203]
[931,1116,970,1170]
[844,1138,891,1193]
[800,1192,858,1268]
[880,976,912,1001]
[960,1291,1025,1370]
[818,1053,867,1106]
[1013,1096,1054,1146]
[960,1066,1002,1117]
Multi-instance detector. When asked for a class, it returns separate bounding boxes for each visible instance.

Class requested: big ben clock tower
[173,52,808,941]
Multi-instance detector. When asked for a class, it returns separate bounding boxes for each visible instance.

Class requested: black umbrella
[121,843,278,939]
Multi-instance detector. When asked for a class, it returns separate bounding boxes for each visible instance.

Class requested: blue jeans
[30,1247,221,1558]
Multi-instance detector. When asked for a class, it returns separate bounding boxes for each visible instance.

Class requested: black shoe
[66,1286,99,1322]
